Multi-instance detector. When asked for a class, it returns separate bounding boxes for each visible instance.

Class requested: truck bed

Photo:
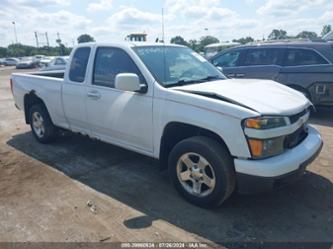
[30,70,65,79]
[11,70,66,128]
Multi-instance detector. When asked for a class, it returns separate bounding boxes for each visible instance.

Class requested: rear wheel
[168,136,236,208]
[29,104,57,143]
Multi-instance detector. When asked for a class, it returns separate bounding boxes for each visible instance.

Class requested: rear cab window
[283,48,329,66]
[69,47,91,82]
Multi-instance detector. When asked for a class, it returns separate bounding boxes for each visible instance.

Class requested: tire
[168,136,236,208]
[29,104,57,143]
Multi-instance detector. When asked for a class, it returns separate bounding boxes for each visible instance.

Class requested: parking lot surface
[0,68,332,247]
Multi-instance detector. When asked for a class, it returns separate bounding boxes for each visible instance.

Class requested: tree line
[0,44,72,58]
[267,25,331,40]
[1,25,331,58]
[170,25,332,52]
[0,34,95,58]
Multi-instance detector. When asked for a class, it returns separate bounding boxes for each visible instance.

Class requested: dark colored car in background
[209,41,333,106]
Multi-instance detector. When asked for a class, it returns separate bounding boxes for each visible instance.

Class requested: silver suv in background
[40,56,69,71]
[209,41,333,106]
[3,58,20,66]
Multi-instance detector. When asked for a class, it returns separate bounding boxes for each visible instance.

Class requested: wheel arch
[159,122,232,169]
[24,91,52,124]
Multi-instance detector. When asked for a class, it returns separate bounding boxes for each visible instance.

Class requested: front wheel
[168,136,236,208]
[29,104,57,143]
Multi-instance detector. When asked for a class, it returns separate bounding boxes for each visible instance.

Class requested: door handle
[227,74,235,78]
[87,90,101,100]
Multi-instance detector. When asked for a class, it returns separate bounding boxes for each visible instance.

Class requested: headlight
[248,136,285,159]
[244,116,287,129]
[244,116,288,158]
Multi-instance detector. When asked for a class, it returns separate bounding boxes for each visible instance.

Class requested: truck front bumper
[234,125,323,194]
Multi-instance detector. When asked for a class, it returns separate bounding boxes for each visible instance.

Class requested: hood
[172,79,311,115]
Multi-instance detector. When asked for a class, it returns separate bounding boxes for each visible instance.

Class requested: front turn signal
[248,139,263,157]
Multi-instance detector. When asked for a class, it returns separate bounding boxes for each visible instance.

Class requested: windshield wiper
[198,75,223,81]
[165,79,203,88]
[166,75,223,88]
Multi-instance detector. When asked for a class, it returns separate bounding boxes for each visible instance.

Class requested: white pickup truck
[11,43,323,207]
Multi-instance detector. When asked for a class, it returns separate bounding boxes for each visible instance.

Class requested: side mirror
[115,73,146,93]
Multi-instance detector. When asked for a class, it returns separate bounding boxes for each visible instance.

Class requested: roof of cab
[75,42,185,49]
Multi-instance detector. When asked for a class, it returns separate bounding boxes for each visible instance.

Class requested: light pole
[12,21,18,44]
[161,8,165,43]
[204,28,209,38]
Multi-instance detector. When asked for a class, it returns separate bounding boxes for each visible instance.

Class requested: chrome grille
[289,109,309,124]
[284,125,308,149]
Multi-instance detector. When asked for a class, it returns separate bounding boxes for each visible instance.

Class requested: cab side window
[69,47,91,83]
[212,51,241,67]
[284,48,328,66]
[93,47,145,88]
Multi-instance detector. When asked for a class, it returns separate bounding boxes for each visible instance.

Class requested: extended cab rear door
[85,46,153,155]
[62,46,92,134]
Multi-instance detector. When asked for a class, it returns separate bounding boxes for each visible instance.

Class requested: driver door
[85,47,153,154]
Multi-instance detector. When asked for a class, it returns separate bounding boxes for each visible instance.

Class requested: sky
[0,0,332,47]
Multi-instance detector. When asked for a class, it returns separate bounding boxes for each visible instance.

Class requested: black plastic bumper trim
[236,141,323,194]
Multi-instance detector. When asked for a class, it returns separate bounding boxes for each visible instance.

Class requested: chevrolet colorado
[11,43,323,207]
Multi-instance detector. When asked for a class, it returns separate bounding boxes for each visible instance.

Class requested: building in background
[125,33,147,42]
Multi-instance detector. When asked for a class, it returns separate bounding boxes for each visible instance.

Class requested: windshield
[133,46,225,87]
